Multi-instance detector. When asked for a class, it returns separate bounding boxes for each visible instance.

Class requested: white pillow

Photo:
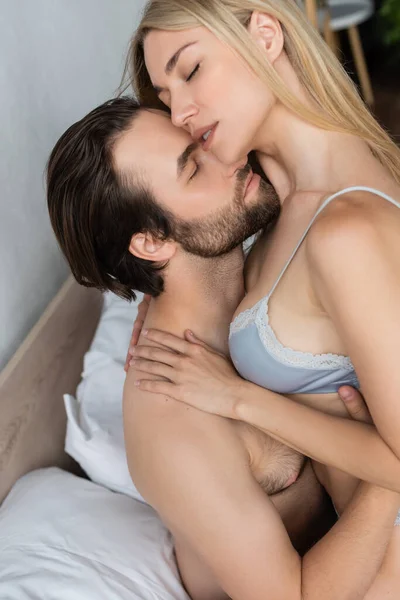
[0,468,189,600]
[64,291,145,501]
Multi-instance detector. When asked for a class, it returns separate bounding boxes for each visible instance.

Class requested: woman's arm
[132,194,400,490]
[242,194,400,488]
[133,325,400,491]
[235,381,400,492]
[238,199,400,491]
[125,364,400,600]
[305,197,400,463]
[124,294,150,372]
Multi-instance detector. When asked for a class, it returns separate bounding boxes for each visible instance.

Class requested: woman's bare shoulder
[306,186,400,264]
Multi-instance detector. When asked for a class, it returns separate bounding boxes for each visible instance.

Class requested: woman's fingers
[137,295,151,319]
[132,358,175,381]
[338,386,373,424]
[142,329,192,354]
[124,296,151,372]
[124,320,144,372]
[185,329,225,358]
[184,329,207,346]
[130,345,180,367]
[131,320,144,345]
[135,378,178,398]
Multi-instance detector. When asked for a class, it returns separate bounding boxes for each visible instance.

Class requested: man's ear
[129,232,176,262]
[247,11,284,65]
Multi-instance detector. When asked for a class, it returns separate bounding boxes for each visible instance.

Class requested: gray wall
[0,0,147,370]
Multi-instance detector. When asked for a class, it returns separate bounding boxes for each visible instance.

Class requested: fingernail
[142,329,148,336]
[129,359,136,366]
[187,330,194,337]
[130,347,136,355]
[134,380,140,386]
[339,388,352,400]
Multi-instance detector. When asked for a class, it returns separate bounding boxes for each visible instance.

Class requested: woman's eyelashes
[186,63,200,82]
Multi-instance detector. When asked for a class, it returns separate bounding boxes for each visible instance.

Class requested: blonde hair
[123,0,400,183]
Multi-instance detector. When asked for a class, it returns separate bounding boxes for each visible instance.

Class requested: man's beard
[169,165,281,258]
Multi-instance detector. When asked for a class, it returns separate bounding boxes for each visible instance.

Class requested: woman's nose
[171,96,198,129]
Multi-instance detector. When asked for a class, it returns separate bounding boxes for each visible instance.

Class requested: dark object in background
[380,0,400,48]
[338,0,400,141]
[363,0,400,67]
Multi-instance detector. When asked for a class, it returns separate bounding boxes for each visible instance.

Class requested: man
[47,97,399,600]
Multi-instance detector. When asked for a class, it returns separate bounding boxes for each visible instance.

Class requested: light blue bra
[229,186,400,395]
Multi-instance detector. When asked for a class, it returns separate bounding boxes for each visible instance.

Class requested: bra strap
[267,186,400,299]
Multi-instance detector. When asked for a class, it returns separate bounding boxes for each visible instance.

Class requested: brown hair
[47,97,173,301]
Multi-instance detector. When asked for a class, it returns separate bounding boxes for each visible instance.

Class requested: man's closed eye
[189,162,200,181]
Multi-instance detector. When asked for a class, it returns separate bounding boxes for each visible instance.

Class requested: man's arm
[124,367,399,600]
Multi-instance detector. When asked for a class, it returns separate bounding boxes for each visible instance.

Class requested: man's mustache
[235,163,252,197]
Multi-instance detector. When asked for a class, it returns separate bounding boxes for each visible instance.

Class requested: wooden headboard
[0,276,103,503]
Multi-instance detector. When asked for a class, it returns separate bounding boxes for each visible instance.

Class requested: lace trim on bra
[229,296,355,371]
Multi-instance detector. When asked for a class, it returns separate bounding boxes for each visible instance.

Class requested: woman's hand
[338,386,373,424]
[124,294,151,372]
[131,329,244,418]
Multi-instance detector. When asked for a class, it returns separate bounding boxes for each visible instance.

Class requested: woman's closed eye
[186,64,200,82]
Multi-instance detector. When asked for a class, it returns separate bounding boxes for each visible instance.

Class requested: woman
[125,0,400,592]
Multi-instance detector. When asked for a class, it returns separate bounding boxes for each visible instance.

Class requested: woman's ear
[129,232,176,262]
[247,11,284,65]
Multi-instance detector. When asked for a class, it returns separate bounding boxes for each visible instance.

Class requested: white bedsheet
[0,468,189,599]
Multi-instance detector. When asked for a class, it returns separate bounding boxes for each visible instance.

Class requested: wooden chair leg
[304,0,318,28]
[323,12,340,58]
[347,25,374,105]
[332,30,341,58]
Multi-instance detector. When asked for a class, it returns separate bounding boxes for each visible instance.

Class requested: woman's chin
[214,142,249,167]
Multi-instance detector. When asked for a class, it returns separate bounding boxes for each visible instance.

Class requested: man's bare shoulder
[123,333,249,501]
[123,329,239,432]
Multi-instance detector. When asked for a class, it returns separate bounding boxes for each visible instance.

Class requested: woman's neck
[250,52,393,202]
[255,105,389,203]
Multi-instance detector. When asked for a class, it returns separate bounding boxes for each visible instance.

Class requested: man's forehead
[113,108,192,173]
[140,108,191,142]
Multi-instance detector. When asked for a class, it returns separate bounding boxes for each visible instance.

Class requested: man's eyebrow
[177,142,199,178]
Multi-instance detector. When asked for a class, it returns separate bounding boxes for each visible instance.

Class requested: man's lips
[242,170,261,200]
[243,170,254,195]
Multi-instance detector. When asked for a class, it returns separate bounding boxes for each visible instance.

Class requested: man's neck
[145,247,245,354]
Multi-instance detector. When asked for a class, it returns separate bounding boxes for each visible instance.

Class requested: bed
[0,276,103,502]
[0,276,189,600]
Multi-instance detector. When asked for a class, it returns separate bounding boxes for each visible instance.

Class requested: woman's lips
[202,123,218,151]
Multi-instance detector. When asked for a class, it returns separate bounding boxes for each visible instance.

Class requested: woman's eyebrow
[152,42,198,97]
[165,42,197,75]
